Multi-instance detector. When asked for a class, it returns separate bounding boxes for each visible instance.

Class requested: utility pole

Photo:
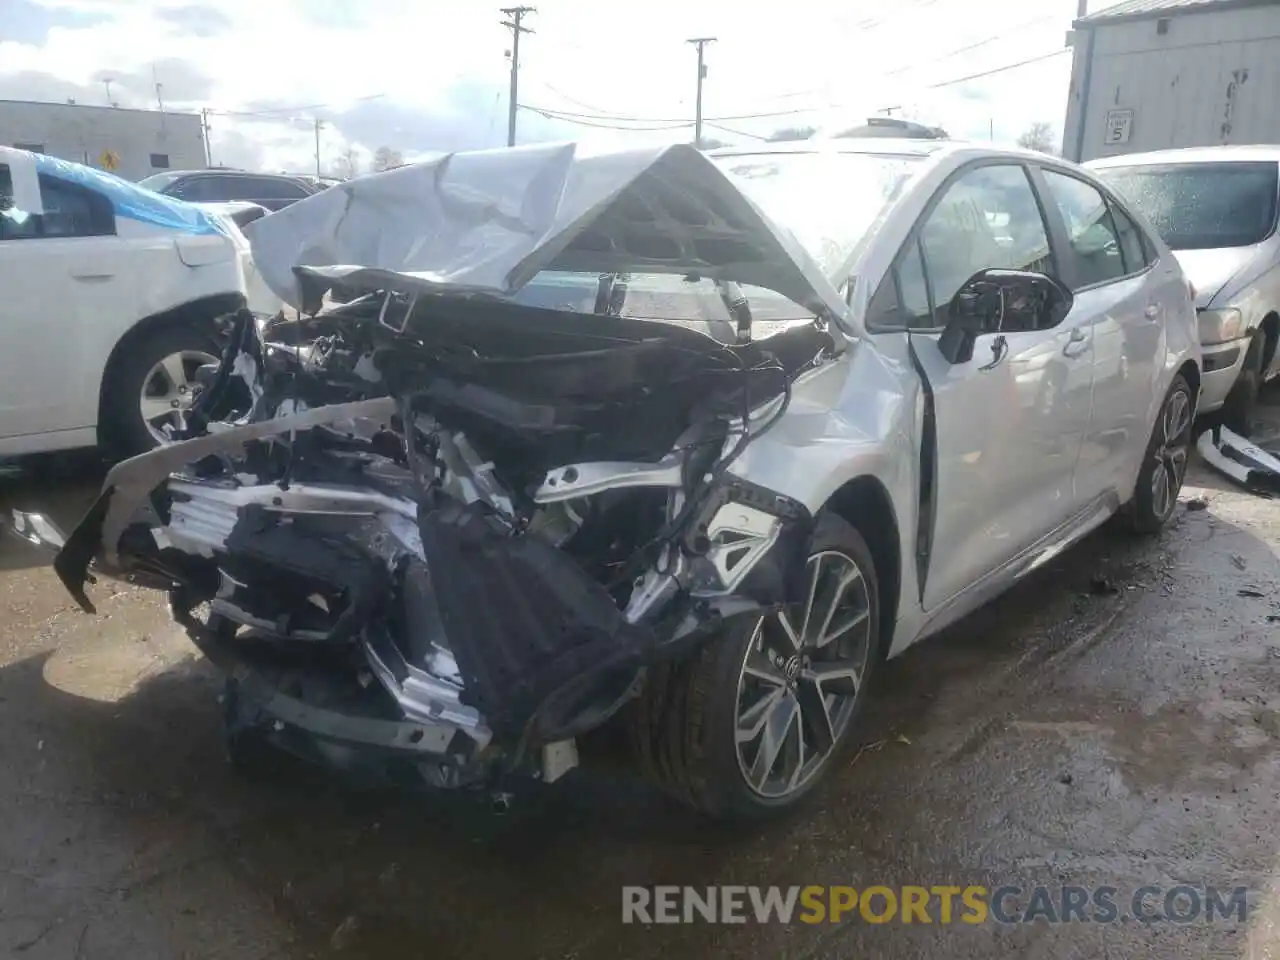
[501,6,535,147]
[687,37,715,148]
[313,118,323,178]
[1077,0,1088,17]
[201,108,212,166]
[102,78,114,106]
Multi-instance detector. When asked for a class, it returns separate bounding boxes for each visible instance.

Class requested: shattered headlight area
[52,291,831,790]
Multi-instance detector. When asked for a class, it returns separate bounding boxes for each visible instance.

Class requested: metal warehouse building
[0,100,206,181]
[1063,0,1280,162]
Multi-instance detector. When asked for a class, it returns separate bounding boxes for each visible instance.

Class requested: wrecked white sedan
[28,140,1200,821]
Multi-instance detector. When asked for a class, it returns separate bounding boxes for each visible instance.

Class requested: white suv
[0,147,282,459]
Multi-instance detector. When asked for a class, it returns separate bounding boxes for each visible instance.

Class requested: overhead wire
[524,45,1071,135]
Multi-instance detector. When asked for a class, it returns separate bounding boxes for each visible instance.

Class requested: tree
[767,125,816,142]
[1017,122,1058,155]
[331,145,361,179]
[372,145,404,172]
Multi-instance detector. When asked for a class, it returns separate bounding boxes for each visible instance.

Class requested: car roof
[167,169,309,182]
[709,138,1069,166]
[1086,145,1280,168]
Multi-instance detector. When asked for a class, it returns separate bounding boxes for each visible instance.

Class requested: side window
[866,237,932,329]
[1041,170,1126,289]
[169,177,218,202]
[917,164,1054,324]
[241,177,309,200]
[1108,200,1152,274]
[0,163,38,240]
[37,175,115,237]
[0,168,114,240]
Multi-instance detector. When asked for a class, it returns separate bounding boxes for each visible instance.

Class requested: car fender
[726,333,925,652]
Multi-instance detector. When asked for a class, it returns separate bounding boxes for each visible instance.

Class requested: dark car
[834,116,949,140]
[136,170,320,211]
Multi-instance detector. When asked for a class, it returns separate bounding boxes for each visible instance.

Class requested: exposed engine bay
[51,290,835,789]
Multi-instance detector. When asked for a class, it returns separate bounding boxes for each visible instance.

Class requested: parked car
[0,147,282,460]
[289,174,343,191]
[33,140,1199,822]
[137,169,320,211]
[830,116,949,140]
[1088,147,1280,430]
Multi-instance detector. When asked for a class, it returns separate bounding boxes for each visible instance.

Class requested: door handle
[1143,303,1161,321]
[71,273,114,283]
[1063,328,1090,358]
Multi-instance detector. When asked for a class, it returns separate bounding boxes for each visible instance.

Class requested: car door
[0,160,123,446]
[868,162,1096,612]
[1034,166,1165,505]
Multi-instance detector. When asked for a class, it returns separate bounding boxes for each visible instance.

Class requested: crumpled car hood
[1173,246,1260,308]
[243,141,849,322]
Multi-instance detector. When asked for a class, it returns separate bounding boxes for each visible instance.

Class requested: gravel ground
[0,390,1278,959]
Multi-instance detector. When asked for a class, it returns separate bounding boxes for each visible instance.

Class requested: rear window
[1095,161,1279,250]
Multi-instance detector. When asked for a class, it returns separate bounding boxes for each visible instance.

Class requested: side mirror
[938,269,1073,364]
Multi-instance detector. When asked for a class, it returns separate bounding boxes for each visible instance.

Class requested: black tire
[1220,330,1264,436]
[1128,373,1195,534]
[629,512,880,821]
[99,323,222,460]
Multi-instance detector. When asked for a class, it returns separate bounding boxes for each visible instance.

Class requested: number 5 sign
[1104,109,1134,146]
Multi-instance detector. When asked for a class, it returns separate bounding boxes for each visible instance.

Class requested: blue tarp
[31,153,229,237]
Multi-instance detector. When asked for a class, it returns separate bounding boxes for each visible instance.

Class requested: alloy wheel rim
[139,350,218,444]
[1150,387,1192,519]
[734,548,873,799]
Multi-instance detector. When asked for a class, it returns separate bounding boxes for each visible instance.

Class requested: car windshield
[137,171,184,192]
[714,150,923,274]
[1095,161,1279,250]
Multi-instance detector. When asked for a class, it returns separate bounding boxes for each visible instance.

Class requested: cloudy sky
[0,0,1129,175]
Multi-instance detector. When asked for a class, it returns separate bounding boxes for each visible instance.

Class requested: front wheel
[1221,330,1264,436]
[99,324,221,459]
[1128,373,1195,534]
[629,512,880,821]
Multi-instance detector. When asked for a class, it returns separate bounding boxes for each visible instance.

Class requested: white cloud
[0,0,1136,172]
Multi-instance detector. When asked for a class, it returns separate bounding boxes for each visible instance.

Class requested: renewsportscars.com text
[621,884,1249,925]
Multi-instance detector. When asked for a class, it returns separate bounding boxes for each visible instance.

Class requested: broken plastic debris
[1196,426,1280,496]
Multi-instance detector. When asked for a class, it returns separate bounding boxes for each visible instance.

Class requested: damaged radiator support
[43,285,825,790]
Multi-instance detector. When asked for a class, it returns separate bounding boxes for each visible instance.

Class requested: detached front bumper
[1198,336,1251,413]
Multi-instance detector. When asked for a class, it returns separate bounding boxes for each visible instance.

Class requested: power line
[704,121,770,141]
[521,106,691,131]
[526,43,1070,130]
[520,103,831,123]
[926,48,1069,88]
[885,13,1059,77]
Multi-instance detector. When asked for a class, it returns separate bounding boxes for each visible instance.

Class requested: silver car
[1088,147,1280,430]
[31,140,1199,822]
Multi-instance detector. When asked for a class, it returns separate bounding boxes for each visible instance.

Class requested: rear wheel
[630,512,879,820]
[100,324,221,459]
[1128,373,1194,534]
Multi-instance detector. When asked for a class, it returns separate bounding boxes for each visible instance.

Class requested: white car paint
[0,147,283,457]
[1088,146,1280,414]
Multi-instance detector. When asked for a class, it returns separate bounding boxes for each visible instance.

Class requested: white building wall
[1066,4,1280,161]
[0,100,205,181]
